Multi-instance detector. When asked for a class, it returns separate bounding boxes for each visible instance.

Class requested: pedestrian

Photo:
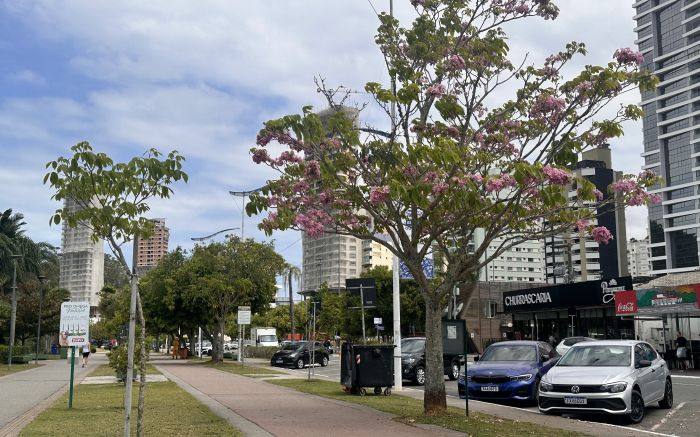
[172,336,180,360]
[675,332,688,371]
[81,343,90,368]
[334,332,341,348]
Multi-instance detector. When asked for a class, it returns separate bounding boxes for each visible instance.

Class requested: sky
[0,1,648,281]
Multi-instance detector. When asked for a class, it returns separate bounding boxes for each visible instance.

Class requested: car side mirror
[637,359,651,368]
[473,355,479,362]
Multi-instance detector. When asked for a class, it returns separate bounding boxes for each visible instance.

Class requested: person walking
[172,336,180,360]
[676,332,688,371]
[81,343,91,368]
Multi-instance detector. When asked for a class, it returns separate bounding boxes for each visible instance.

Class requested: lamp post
[229,187,263,239]
[190,227,240,243]
[7,254,23,369]
[35,275,47,365]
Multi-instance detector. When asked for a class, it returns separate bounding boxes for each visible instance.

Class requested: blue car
[458,341,559,403]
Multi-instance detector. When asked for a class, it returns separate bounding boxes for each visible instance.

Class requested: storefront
[502,277,634,342]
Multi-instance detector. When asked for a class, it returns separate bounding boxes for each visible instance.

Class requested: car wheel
[659,378,673,409]
[414,366,426,386]
[448,361,459,381]
[628,389,645,424]
[296,358,305,369]
[320,355,329,367]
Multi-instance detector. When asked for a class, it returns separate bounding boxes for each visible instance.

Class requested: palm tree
[0,209,43,286]
[283,264,301,339]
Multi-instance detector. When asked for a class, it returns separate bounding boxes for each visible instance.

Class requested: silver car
[538,340,672,423]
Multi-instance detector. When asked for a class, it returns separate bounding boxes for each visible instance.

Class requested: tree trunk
[136,292,147,437]
[423,297,447,415]
[211,313,226,363]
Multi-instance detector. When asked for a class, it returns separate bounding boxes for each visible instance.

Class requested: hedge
[243,346,278,359]
[0,345,35,363]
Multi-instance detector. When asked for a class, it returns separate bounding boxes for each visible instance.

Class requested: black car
[270,341,330,369]
[401,337,462,385]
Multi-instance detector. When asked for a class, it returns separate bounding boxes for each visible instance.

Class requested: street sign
[373,317,382,325]
[238,306,251,325]
[59,302,90,347]
[376,325,384,331]
[399,258,435,279]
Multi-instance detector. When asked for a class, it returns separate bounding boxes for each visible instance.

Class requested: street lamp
[7,253,23,369]
[35,275,47,365]
[190,227,240,243]
[229,187,263,239]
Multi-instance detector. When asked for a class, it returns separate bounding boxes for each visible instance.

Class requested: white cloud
[4,69,46,85]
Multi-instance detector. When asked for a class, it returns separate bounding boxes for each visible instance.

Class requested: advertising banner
[614,290,638,315]
[59,302,91,347]
[635,284,700,315]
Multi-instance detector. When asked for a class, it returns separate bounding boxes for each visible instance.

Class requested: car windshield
[281,342,305,351]
[558,345,631,367]
[401,339,425,354]
[259,335,277,343]
[480,345,536,361]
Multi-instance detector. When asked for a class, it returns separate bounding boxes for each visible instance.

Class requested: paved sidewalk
[0,353,105,437]
[155,360,464,437]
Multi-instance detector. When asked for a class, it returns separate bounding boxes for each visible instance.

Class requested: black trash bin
[340,343,394,396]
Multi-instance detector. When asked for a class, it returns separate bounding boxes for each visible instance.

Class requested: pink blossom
[611,179,637,193]
[501,174,517,187]
[293,209,332,238]
[542,165,571,185]
[319,191,334,204]
[486,178,505,193]
[432,182,449,195]
[252,148,269,164]
[594,189,604,201]
[576,218,589,231]
[591,226,614,245]
[423,171,438,184]
[649,194,662,204]
[447,54,466,71]
[574,81,592,95]
[426,83,447,98]
[542,66,559,79]
[545,53,563,65]
[614,48,644,66]
[529,95,566,121]
[446,126,460,139]
[524,187,540,197]
[514,3,530,14]
[469,173,484,183]
[304,160,321,179]
[403,165,419,178]
[292,180,310,193]
[638,169,657,181]
[369,186,390,205]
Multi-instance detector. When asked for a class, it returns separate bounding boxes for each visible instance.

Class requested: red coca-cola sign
[614,290,638,315]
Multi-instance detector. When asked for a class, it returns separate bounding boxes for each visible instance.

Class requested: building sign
[59,302,91,347]
[614,284,700,315]
[237,306,251,325]
[614,290,637,315]
[502,277,633,312]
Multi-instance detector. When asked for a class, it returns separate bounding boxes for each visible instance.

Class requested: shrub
[0,345,35,363]
[243,346,278,359]
[108,343,148,382]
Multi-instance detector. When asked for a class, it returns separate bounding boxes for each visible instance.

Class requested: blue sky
[0,1,648,289]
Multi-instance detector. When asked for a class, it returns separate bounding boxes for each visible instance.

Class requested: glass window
[481,345,536,362]
[558,345,631,367]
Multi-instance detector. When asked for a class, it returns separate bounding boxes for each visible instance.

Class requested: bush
[108,343,148,382]
[0,345,35,363]
[243,346,278,359]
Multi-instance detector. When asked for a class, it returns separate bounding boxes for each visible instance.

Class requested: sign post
[59,302,90,409]
[345,278,377,345]
[237,306,251,364]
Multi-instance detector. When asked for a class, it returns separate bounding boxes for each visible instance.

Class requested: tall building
[628,236,651,278]
[136,218,169,272]
[59,198,104,308]
[544,145,629,282]
[477,232,546,283]
[634,0,700,274]
[361,237,394,273]
[301,106,365,294]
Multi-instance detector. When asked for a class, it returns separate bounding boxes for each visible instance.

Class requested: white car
[555,336,595,356]
[539,340,672,424]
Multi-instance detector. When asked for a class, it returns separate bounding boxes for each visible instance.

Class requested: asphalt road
[274,355,700,437]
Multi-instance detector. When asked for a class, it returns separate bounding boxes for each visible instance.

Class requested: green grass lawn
[0,363,36,377]
[199,360,285,376]
[20,380,243,437]
[269,379,590,437]
[88,364,161,377]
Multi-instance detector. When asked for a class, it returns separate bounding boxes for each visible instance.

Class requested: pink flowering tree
[247,0,658,415]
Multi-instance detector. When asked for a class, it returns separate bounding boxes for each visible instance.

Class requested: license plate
[564,396,587,405]
[275,359,283,363]
[481,386,499,392]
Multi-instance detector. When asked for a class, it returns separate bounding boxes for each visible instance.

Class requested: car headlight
[510,373,533,382]
[539,381,553,392]
[600,382,627,393]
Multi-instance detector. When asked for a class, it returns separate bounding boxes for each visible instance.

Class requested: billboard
[59,302,91,347]
[614,284,700,315]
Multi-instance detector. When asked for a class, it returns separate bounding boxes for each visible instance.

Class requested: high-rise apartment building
[59,198,104,308]
[136,218,169,272]
[544,146,629,282]
[477,232,546,283]
[361,237,394,273]
[628,236,651,278]
[634,0,700,274]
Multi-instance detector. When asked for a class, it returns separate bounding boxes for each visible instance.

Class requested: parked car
[401,337,462,386]
[555,336,595,356]
[458,341,559,403]
[194,341,212,356]
[270,341,329,369]
[538,340,672,423]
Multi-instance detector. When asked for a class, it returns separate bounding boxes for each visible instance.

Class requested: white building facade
[628,237,651,278]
